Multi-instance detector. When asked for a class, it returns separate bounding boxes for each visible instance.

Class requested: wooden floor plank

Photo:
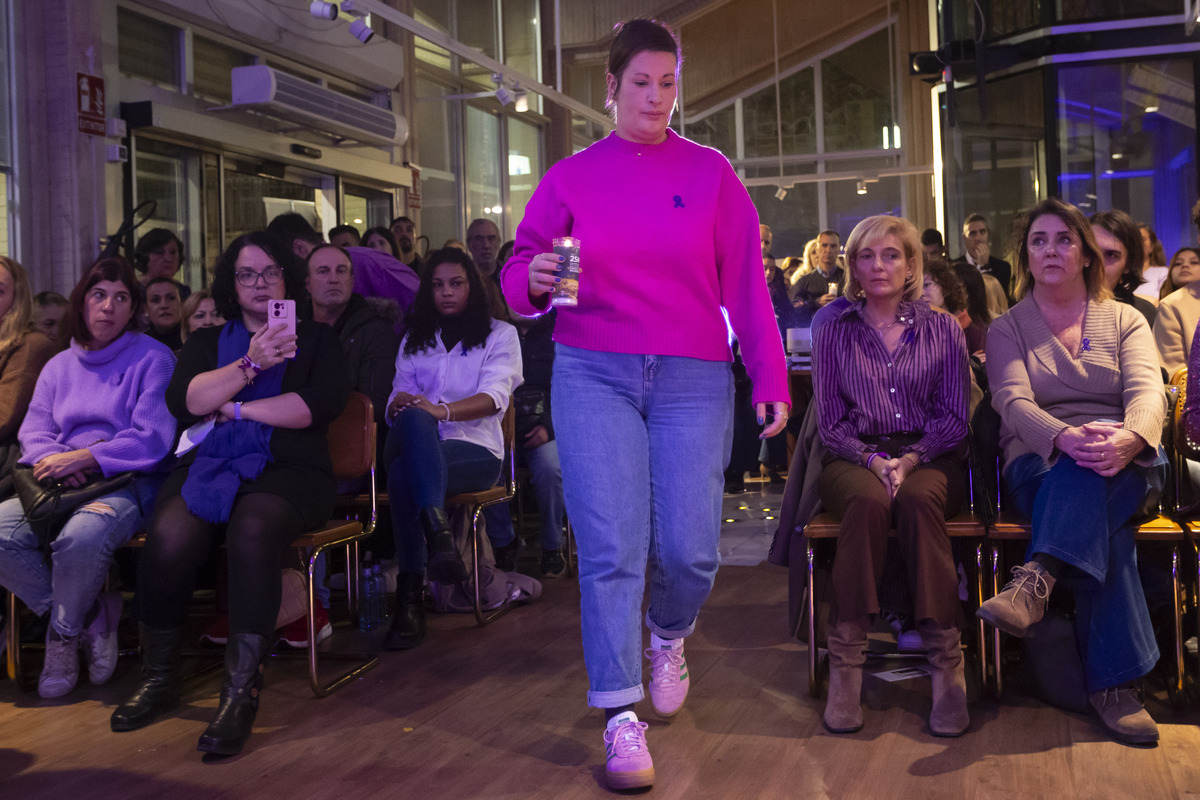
[3,561,1200,798]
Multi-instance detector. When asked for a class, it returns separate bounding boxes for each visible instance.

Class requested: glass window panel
[780,68,816,156]
[0,2,11,170]
[466,105,503,234]
[117,8,181,88]
[192,37,254,105]
[822,29,895,153]
[743,83,781,159]
[1058,59,1196,256]
[684,105,736,157]
[826,176,903,241]
[503,0,540,83]
[415,77,461,248]
[222,156,335,247]
[507,116,541,233]
[458,0,497,85]
[744,165,818,260]
[343,183,393,233]
[134,137,208,289]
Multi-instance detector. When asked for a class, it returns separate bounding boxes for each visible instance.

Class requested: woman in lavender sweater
[501,19,787,791]
[0,257,175,699]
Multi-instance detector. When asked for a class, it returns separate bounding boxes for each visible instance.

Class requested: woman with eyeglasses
[112,231,349,757]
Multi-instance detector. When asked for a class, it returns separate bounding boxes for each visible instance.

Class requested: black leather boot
[421,507,467,583]
[383,572,426,650]
[197,632,269,756]
[111,624,184,732]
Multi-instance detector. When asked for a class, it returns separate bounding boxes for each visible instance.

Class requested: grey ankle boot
[824,618,867,733]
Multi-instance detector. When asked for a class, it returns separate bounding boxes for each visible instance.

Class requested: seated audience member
[110,231,349,756]
[1157,246,1194,301]
[382,248,522,651]
[180,288,225,346]
[483,309,567,577]
[924,258,985,357]
[0,257,175,699]
[1138,223,1168,301]
[1091,210,1155,329]
[134,228,191,300]
[780,256,805,285]
[389,216,425,275]
[954,214,1012,305]
[329,224,361,249]
[363,226,401,259]
[304,244,398,427]
[1153,247,1200,378]
[0,258,57,498]
[951,261,995,333]
[34,291,68,347]
[144,276,184,350]
[792,230,844,326]
[467,218,513,319]
[921,228,947,263]
[978,198,1166,745]
[814,215,971,738]
[267,212,324,261]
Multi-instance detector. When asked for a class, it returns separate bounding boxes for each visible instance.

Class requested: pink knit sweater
[501,130,789,407]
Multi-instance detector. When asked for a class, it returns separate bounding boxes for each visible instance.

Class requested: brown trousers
[817,455,966,629]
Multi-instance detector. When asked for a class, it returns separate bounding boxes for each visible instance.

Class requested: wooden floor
[3,548,1200,797]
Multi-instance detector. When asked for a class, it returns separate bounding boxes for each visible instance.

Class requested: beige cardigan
[986,297,1164,466]
[1153,285,1200,380]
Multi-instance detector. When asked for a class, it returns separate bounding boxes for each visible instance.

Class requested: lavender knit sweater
[18,332,177,476]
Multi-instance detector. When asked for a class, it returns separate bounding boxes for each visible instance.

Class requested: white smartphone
[268,299,297,357]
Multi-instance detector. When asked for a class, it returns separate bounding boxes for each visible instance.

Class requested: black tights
[138,492,304,637]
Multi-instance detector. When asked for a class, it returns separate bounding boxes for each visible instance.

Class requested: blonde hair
[0,256,36,357]
[843,215,924,302]
[180,288,218,345]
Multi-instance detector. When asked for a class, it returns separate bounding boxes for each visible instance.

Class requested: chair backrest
[327,391,375,481]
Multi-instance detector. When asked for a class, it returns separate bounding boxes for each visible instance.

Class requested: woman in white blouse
[382,248,522,650]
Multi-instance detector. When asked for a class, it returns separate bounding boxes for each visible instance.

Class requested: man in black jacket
[953,214,1013,305]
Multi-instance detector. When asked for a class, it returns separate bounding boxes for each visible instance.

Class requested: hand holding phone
[268,299,297,357]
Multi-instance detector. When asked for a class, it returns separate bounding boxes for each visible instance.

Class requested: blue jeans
[0,475,159,638]
[484,439,566,552]
[553,345,733,708]
[1005,453,1162,691]
[385,408,501,573]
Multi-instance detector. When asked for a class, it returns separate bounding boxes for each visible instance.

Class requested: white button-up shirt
[388,319,523,458]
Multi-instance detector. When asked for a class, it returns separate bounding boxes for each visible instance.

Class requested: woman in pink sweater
[501,18,787,791]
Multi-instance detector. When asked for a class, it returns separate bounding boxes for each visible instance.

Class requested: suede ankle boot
[824,618,868,733]
[421,507,467,583]
[920,623,969,737]
[197,632,269,756]
[383,572,426,650]
[111,624,184,732]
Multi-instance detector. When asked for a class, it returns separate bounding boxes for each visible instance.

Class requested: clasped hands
[387,392,444,422]
[1054,421,1145,477]
[868,451,919,497]
[33,448,99,488]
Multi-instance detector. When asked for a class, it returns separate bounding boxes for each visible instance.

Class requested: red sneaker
[277,606,333,648]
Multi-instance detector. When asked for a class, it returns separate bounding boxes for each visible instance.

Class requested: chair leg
[1171,545,1184,700]
[6,590,26,689]
[807,540,821,699]
[471,503,519,627]
[974,542,987,697]
[990,543,1003,700]
[305,541,378,698]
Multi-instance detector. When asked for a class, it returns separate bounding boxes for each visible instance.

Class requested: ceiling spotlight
[495,85,514,106]
[774,186,787,201]
[857,180,868,195]
[514,90,529,113]
[349,17,374,43]
[1145,105,1159,113]
[309,1,338,20]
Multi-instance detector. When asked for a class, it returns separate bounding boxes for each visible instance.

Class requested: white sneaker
[38,630,80,699]
[80,592,122,685]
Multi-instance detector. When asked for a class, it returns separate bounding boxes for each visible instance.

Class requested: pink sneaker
[603,712,654,790]
[646,639,689,717]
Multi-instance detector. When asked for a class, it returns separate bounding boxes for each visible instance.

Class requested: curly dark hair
[924,258,967,314]
[210,231,307,322]
[403,248,493,356]
[66,256,144,345]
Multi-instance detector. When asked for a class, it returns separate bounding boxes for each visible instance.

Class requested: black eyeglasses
[234,265,284,287]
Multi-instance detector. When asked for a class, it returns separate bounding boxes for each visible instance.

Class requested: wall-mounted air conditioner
[230,64,408,147]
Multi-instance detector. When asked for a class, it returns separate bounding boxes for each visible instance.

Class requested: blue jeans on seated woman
[0,474,160,638]
[1005,452,1166,691]
[385,408,501,573]
[552,345,733,709]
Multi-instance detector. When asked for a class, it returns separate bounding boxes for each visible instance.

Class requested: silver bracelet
[439,402,452,422]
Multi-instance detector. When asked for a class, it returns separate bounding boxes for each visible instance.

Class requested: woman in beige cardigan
[1152,246,1200,380]
[978,198,1166,747]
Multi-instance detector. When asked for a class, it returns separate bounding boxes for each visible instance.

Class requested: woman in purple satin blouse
[813,214,971,738]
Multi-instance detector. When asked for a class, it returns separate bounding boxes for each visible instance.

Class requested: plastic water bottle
[358,564,379,632]
[371,564,390,624]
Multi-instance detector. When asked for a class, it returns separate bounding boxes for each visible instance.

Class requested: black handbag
[513,386,551,442]
[12,465,134,549]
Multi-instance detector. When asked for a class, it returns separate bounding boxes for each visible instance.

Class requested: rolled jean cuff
[588,684,646,709]
[645,611,694,640]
